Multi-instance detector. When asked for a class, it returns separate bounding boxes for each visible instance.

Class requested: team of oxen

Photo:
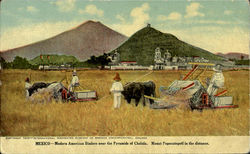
[27,80,156,107]
[122,81,156,107]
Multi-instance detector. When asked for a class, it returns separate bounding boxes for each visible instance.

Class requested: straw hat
[72,70,77,76]
[113,73,121,81]
[213,64,222,72]
[25,77,30,82]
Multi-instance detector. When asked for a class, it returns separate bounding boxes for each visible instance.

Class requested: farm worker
[68,70,79,92]
[207,64,224,96]
[110,73,124,109]
[25,77,32,99]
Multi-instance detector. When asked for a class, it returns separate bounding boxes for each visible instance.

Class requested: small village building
[164,66,178,70]
[172,56,178,63]
[39,65,50,70]
[111,51,120,64]
[108,51,120,66]
[164,50,172,66]
[164,50,171,60]
[110,61,148,70]
[120,61,137,66]
[193,56,202,62]
[154,47,165,69]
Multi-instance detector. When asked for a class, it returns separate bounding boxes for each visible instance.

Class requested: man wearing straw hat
[110,73,124,109]
[207,64,224,96]
[68,70,80,92]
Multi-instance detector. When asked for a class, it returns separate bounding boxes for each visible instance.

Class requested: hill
[216,52,249,60]
[29,54,79,65]
[112,26,222,65]
[0,20,127,62]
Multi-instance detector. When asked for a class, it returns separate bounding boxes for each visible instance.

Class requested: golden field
[0,69,249,136]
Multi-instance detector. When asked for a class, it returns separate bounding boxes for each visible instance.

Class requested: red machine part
[215,90,227,96]
[182,82,195,91]
[202,93,209,105]
[214,105,239,109]
[61,89,68,100]
[182,65,198,80]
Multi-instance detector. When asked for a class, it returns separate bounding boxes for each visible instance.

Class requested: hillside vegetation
[29,54,79,65]
[113,26,222,65]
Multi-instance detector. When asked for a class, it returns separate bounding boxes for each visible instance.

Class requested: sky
[0,0,249,54]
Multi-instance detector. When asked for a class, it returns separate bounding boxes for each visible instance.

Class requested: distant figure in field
[68,70,80,92]
[110,73,124,109]
[25,77,32,99]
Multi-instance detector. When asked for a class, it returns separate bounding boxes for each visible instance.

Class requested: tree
[0,56,9,69]
[89,55,97,64]
[11,56,32,69]
[97,53,111,69]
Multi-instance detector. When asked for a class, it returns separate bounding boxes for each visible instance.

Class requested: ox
[122,81,156,107]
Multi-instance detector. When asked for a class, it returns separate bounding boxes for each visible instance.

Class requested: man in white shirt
[68,70,80,92]
[207,64,224,96]
[25,77,32,99]
[110,73,124,109]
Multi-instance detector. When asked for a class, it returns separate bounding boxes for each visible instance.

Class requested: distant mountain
[216,52,249,60]
[0,20,128,62]
[112,26,222,65]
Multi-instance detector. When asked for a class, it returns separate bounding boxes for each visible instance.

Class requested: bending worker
[207,64,224,96]
[110,73,124,109]
[68,70,80,92]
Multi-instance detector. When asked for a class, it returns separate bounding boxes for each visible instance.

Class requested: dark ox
[28,82,50,96]
[28,81,58,96]
[122,81,156,107]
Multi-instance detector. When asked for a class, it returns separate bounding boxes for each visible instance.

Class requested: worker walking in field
[207,64,224,96]
[110,73,124,109]
[25,77,32,99]
[68,70,80,92]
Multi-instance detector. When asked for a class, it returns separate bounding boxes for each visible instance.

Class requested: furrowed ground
[0,69,249,136]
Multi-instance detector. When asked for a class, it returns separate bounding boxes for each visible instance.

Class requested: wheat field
[0,69,249,136]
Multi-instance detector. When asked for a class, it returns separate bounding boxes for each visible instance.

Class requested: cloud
[0,21,81,51]
[116,14,126,23]
[196,20,231,25]
[224,10,233,15]
[78,5,104,17]
[167,12,182,20]
[157,12,182,21]
[185,2,204,18]
[157,15,167,21]
[18,8,24,11]
[163,26,248,54]
[54,0,76,12]
[26,6,39,13]
[111,3,150,36]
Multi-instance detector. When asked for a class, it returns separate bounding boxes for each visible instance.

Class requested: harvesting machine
[145,62,238,110]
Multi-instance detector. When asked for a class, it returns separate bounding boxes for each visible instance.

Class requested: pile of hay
[158,91,190,110]
[28,88,53,103]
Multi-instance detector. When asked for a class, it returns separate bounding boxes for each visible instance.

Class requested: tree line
[0,54,111,69]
